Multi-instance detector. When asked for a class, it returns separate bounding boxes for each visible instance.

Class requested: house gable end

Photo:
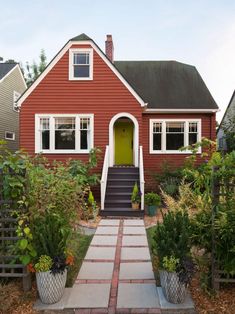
[18,39,146,107]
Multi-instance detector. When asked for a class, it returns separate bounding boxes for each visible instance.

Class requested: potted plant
[152,210,195,304]
[17,210,74,304]
[131,182,141,210]
[144,192,161,216]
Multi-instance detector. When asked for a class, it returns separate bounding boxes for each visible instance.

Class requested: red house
[18,34,218,216]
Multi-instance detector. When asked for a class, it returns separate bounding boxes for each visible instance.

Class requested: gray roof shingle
[114,61,218,109]
[0,63,17,80]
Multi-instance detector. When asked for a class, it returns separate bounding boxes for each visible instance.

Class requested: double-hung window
[69,48,93,80]
[35,114,94,153]
[150,119,201,153]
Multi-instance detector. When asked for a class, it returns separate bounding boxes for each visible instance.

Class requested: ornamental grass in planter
[131,182,141,210]
[152,210,196,304]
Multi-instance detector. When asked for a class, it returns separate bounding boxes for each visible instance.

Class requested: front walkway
[68,219,160,313]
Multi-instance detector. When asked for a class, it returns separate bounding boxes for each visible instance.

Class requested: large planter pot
[159,270,187,304]
[132,202,140,210]
[36,269,67,304]
[147,205,157,216]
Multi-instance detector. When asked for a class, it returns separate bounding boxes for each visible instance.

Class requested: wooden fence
[211,165,235,290]
[0,169,31,291]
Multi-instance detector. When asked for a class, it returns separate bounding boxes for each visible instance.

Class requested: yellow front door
[114,121,133,165]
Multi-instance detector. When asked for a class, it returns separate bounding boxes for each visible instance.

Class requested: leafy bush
[35,255,52,272]
[163,256,179,272]
[145,192,161,206]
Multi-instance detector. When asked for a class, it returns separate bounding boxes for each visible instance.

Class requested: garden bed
[0,232,92,314]
[146,225,235,314]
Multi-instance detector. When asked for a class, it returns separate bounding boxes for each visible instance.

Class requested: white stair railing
[100,145,109,210]
[139,146,145,210]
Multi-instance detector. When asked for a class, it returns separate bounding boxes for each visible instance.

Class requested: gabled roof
[114,61,218,110]
[0,63,17,80]
[70,33,92,41]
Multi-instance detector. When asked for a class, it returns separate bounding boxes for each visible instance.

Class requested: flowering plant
[27,254,74,274]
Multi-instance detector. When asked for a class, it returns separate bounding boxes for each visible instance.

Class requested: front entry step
[102,166,143,217]
[100,208,144,217]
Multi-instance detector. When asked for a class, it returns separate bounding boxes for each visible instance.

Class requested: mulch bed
[190,274,235,314]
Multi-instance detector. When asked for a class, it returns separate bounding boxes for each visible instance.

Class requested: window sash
[150,120,201,153]
[36,115,93,153]
[69,49,93,80]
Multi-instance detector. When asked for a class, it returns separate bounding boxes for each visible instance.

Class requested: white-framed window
[35,114,94,153]
[69,48,93,80]
[150,119,201,154]
[5,131,15,141]
[13,91,21,112]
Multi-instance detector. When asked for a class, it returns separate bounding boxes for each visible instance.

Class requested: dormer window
[69,48,93,80]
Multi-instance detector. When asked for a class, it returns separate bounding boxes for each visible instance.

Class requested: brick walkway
[67,219,160,314]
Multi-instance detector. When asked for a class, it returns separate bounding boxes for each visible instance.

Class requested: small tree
[25,49,47,86]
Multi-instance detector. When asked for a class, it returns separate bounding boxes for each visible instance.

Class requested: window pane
[55,117,75,129]
[74,65,89,78]
[42,130,50,149]
[153,133,161,150]
[166,134,184,150]
[40,118,50,130]
[81,130,88,150]
[166,122,184,133]
[80,118,90,130]
[189,122,197,133]
[73,53,89,65]
[55,130,75,149]
[189,133,197,145]
[153,122,161,133]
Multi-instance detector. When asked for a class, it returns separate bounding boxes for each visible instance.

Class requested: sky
[1,0,235,122]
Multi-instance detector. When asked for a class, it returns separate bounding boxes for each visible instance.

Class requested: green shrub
[152,210,192,268]
[145,192,161,206]
[162,256,179,272]
[34,255,52,272]
[131,182,141,203]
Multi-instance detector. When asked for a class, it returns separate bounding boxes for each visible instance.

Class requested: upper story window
[150,119,201,154]
[35,114,94,154]
[69,48,93,80]
[13,91,21,112]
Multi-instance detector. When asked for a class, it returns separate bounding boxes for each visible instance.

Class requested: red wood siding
[20,43,143,172]
[142,113,216,190]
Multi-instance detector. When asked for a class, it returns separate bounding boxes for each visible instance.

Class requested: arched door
[114,119,133,165]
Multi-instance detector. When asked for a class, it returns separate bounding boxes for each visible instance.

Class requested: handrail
[139,146,145,210]
[100,145,109,210]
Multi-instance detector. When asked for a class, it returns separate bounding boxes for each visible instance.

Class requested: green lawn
[66,232,93,287]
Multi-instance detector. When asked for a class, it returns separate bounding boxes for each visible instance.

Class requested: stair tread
[106,192,132,195]
[105,200,131,203]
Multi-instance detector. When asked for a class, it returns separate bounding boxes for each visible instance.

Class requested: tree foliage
[25,49,47,86]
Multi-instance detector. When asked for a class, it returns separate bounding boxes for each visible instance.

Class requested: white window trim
[5,131,15,141]
[35,114,94,154]
[13,91,21,112]
[69,48,93,81]
[149,119,201,154]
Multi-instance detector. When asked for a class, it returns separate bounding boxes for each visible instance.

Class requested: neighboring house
[217,90,235,151]
[18,34,218,216]
[0,63,27,151]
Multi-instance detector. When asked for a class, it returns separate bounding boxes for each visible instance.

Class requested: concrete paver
[121,247,151,261]
[91,235,118,246]
[66,284,111,308]
[95,226,119,235]
[85,246,116,260]
[124,219,145,226]
[99,219,120,226]
[122,235,148,246]
[78,262,114,280]
[119,262,154,280]
[123,226,146,235]
[117,283,160,308]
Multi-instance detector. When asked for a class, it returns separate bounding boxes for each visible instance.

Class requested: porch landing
[35,219,195,313]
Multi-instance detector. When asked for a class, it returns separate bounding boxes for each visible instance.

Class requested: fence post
[211,166,220,291]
